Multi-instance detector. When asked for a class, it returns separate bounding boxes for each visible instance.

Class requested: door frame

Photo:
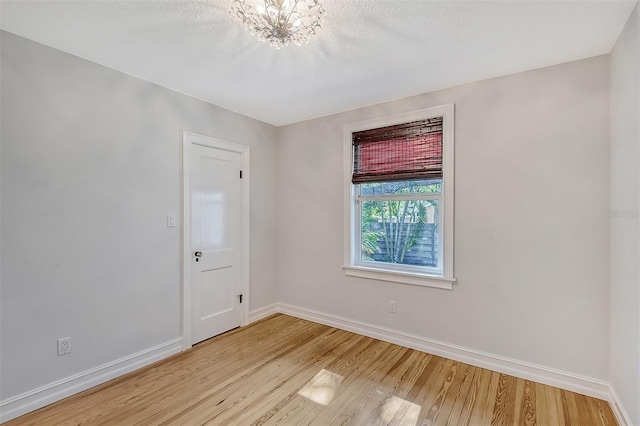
[182,131,250,350]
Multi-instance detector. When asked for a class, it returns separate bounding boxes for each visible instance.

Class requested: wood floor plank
[414,357,456,425]
[467,368,498,424]
[535,382,553,426]
[5,314,619,426]
[552,386,567,426]
[491,373,517,425]
[521,380,537,426]
[596,397,618,426]
[562,389,583,426]
[512,378,525,426]
[442,364,476,425]
[453,366,482,425]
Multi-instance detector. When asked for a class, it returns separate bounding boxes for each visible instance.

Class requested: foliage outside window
[359,180,440,269]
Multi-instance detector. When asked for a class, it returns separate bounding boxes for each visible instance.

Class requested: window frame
[343,104,456,290]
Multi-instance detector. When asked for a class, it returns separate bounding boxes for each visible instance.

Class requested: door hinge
[238,294,243,304]
[240,170,243,179]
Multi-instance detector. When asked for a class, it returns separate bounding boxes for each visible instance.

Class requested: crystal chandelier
[230,0,326,49]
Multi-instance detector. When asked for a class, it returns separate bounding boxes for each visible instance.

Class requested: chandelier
[230,0,326,49]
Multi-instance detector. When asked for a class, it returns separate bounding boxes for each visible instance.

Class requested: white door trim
[182,131,250,350]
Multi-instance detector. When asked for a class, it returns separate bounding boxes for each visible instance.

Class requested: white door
[190,143,243,344]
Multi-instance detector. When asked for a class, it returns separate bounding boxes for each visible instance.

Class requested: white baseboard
[0,338,183,424]
[249,303,279,323]
[276,303,611,401]
[609,385,633,426]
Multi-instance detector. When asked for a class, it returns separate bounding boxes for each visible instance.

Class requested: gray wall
[609,3,640,424]
[0,31,278,399]
[277,55,611,381]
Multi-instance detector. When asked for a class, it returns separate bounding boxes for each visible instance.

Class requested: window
[343,105,455,289]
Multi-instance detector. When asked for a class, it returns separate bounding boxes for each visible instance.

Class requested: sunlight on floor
[378,394,421,425]
[297,368,421,425]
[297,369,344,406]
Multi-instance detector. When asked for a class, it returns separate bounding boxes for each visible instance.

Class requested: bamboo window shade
[352,117,443,184]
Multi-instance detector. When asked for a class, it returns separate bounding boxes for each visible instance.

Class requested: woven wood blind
[352,117,443,184]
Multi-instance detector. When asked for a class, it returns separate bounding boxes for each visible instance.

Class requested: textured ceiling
[0,0,636,126]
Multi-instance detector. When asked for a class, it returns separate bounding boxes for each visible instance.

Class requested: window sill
[343,265,456,290]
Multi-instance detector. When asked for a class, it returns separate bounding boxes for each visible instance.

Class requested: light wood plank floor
[7,314,616,425]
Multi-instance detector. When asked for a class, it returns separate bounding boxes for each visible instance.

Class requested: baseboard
[0,338,183,423]
[609,385,633,426]
[277,303,611,401]
[249,303,279,323]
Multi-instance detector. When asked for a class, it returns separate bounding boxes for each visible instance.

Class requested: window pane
[360,199,439,268]
[359,179,441,196]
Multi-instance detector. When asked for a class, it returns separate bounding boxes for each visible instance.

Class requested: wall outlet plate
[58,337,71,355]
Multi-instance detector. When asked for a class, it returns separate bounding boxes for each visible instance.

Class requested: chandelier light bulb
[230,0,326,49]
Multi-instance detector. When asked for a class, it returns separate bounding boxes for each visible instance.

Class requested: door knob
[194,251,203,257]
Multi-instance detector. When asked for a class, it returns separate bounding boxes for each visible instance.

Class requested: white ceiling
[0,0,636,126]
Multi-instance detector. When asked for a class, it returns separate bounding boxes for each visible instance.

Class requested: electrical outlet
[58,337,71,356]
[389,300,397,313]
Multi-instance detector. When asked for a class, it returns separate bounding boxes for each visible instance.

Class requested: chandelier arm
[283,0,298,24]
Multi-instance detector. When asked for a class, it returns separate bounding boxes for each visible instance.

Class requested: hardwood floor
[7,314,616,425]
